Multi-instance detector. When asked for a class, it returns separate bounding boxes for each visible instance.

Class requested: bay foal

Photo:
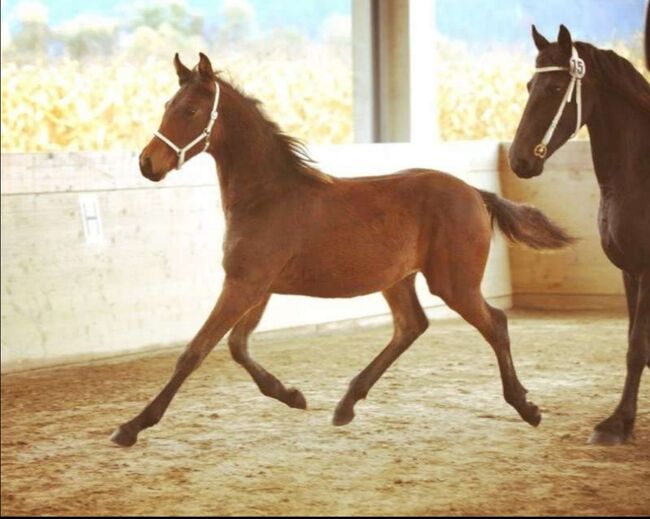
[112,53,573,446]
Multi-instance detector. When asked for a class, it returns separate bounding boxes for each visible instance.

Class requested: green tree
[128,0,203,35]
[8,0,51,61]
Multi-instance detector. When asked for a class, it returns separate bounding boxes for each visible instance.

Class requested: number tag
[570,57,586,78]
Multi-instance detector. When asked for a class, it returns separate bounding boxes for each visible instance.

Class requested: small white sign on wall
[79,194,104,245]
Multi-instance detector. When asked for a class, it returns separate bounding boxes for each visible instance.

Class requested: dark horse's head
[139,53,221,182]
[509,25,597,178]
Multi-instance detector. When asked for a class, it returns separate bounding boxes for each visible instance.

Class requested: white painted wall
[1,142,509,370]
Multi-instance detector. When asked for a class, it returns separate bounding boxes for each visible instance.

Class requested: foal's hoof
[110,425,138,447]
[332,406,355,427]
[521,403,542,427]
[286,388,307,410]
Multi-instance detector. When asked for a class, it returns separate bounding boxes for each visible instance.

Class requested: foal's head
[139,53,221,182]
[509,25,597,178]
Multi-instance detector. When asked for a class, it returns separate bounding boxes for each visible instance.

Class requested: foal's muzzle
[139,154,163,182]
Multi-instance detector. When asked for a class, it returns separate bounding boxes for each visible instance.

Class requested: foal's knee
[402,316,429,344]
[415,312,430,337]
[487,306,509,344]
[227,336,248,365]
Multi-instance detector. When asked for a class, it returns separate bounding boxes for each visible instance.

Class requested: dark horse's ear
[198,52,214,81]
[531,25,550,51]
[174,53,192,85]
[557,24,573,57]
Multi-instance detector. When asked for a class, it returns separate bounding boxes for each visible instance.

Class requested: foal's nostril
[140,156,153,177]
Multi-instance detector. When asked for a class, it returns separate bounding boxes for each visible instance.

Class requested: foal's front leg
[111,278,267,447]
[228,295,307,409]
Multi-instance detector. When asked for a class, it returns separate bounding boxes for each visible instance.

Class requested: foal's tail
[477,190,576,250]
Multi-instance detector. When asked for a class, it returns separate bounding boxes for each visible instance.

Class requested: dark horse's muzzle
[509,156,543,179]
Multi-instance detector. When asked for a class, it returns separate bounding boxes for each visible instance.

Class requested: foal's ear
[198,52,214,81]
[531,25,550,51]
[174,53,192,85]
[557,24,573,57]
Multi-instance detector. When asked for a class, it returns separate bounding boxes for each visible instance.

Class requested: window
[0,0,353,152]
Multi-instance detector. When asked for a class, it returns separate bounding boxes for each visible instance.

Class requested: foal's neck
[209,135,291,216]
[206,85,325,216]
[587,90,650,192]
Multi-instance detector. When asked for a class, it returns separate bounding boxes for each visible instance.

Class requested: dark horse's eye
[545,84,563,95]
[185,108,198,117]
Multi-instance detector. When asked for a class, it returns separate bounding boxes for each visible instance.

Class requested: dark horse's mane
[215,71,332,184]
[576,42,650,116]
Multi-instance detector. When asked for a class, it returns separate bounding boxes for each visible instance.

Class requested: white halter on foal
[153,81,221,169]
[533,46,586,159]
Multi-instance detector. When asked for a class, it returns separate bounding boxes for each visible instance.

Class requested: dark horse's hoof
[286,388,308,410]
[588,429,627,446]
[332,405,355,427]
[110,425,138,447]
[589,416,633,446]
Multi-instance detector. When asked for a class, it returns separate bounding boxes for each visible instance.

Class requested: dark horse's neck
[207,78,331,215]
[581,44,650,193]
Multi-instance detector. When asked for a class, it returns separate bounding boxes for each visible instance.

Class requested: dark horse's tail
[478,190,575,250]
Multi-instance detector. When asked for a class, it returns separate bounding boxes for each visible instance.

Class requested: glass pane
[0,0,352,152]
[435,0,649,141]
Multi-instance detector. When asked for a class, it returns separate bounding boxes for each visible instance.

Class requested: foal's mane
[215,72,332,184]
[576,42,650,116]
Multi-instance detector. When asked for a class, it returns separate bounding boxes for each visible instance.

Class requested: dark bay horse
[509,25,650,445]
[111,53,574,447]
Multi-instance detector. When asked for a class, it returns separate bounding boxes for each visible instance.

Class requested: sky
[2,0,647,46]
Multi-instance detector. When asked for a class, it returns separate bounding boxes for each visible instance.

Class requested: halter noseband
[533,46,585,159]
[153,81,221,170]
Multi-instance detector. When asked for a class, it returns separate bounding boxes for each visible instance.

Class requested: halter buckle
[534,144,548,159]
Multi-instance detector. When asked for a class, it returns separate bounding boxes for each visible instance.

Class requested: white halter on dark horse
[532,46,585,159]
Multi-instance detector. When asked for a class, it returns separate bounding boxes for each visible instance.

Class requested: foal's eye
[185,108,198,117]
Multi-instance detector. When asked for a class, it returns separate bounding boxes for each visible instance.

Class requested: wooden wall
[499,141,625,311]
[1,142,510,371]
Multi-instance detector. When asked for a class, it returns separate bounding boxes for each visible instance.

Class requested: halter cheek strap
[153,81,221,170]
[533,46,585,159]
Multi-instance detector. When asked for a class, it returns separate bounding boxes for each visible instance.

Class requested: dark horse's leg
[623,272,639,343]
[228,295,307,409]
[333,274,429,426]
[590,270,649,445]
[111,278,266,447]
[443,288,541,427]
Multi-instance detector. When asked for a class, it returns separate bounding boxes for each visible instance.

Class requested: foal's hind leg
[333,274,429,426]
[228,295,307,410]
[441,288,541,426]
